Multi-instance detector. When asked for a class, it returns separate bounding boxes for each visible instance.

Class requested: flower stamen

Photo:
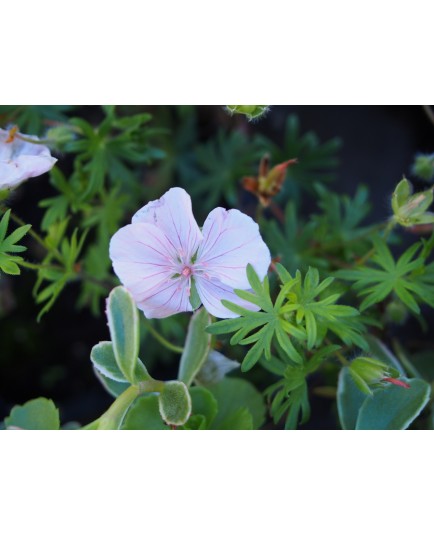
[6,126,18,144]
[181,266,192,277]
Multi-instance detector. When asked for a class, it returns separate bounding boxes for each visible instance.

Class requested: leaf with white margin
[91,341,150,383]
[158,381,192,426]
[356,378,431,430]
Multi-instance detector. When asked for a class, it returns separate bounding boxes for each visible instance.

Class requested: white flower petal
[132,187,202,263]
[0,128,57,189]
[136,276,192,319]
[196,207,271,288]
[195,275,259,319]
[110,222,177,298]
[110,222,193,318]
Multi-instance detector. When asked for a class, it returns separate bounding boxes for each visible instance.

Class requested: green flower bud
[45,125,76,149]
[225,105,270,121]
[384,300,408,325]
[349,357,390,395]
[412,154,434,182]
[392,177,434,227]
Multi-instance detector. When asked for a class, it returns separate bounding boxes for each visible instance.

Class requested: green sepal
[225,105,270,121]
[189,278,202,310]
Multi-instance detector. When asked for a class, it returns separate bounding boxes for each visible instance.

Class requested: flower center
[181,266,192,277]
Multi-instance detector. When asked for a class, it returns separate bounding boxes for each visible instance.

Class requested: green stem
[2,208,63,262]
[16,259,61,271]
[335,347,350,367]
[142,318,184,354]
[15,133,52,145]
[138,379,165,393]
[356,220,395,266]
[89,385,139,430]
[82,379,166,430]
[391,339,422,379]
[255,202,264,224]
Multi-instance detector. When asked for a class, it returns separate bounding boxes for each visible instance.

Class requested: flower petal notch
[0,127,57,190]
[110,187,271,319]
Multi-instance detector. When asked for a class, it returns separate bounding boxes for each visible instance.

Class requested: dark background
[1,105,433,428]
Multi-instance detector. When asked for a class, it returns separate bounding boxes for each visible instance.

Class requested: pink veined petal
[110,222,178,302]
[194,275,260,319]
[136,275,192,319]
[132,187,202,263]
[110,222,192,318]
[195,207,271,289]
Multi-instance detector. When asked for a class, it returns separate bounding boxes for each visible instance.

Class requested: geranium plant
[1,105,434,430]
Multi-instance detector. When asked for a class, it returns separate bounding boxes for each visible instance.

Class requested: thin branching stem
[142,318,184,354]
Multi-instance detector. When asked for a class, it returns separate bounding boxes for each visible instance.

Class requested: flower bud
[348,356,408,395]
[384,300,408,325]
[412,154,434,182]
[392,178,434,227]
[349,357,397,395]
[45,125,76,149]
[225,105,270,121]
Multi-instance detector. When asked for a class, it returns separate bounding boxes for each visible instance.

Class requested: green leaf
[90,341,150,383]
[366,335,405,374]
[208,378,266,430]
[178,308,211,387]
[337,238,434,313]
[337,367,367,430]
[0,105,74,134]
[94,369,129,398]
[0,210,31,276]
[106,286,139,384]
[217,407,254,430]
[158,381,192,426]
[337,336,411,429]
[189,278,202,310]
[179,129,268,215]
[4,398,60,430]
[122,395,169,430]
[188,386,218,427]
[267,115,341,194]
[356,379,431,430]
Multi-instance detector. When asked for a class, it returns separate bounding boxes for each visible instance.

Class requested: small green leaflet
[0,210,31,275]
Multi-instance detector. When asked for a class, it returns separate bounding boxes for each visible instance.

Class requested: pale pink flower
[110,187,271,318]
[0,127,57,190]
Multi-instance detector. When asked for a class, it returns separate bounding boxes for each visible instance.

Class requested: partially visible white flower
[196,350,240,386]
[0,127,57,190]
